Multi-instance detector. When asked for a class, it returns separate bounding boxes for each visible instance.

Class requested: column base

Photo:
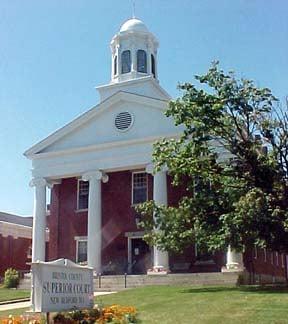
[147,265,170,275]
[221,263,245,272]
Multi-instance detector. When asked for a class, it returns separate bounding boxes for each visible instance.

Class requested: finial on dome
[132,0,136,19]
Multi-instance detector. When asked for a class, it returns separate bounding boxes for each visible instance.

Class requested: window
[78,180,89,210]
[132,172,147,204]
[77,240,87,263]
[137,50,147,73]
[114,55,117,75]
[121,50,131,74]
[151,54,155,77]
[271,251,274,265]
[276,252,279,266]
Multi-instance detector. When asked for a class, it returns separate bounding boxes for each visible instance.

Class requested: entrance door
[131,238,151,274]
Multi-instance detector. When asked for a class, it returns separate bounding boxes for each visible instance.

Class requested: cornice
[29,133,180,160]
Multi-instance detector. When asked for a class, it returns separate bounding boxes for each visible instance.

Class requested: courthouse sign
[31,259,94,312]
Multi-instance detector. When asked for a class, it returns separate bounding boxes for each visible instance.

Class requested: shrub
[3,268,19,288]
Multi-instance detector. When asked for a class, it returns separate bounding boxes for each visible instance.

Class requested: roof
[24,90,169,158]
[0,212,33,227]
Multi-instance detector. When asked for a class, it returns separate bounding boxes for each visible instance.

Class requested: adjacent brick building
[0,212,32,277]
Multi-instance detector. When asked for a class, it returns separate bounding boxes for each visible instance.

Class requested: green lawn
[0,286,30,302]
[97,285,288,324]
[1,285,288,323]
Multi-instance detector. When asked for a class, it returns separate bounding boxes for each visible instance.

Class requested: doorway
[128,237,152,274]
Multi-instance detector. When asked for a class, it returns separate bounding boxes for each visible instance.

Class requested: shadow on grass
[181,285,288,295]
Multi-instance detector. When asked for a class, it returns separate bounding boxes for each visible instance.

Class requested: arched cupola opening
[121,50,131,74]
[151,54,156,78]
[113,55,117,76]
[137,50,147,73]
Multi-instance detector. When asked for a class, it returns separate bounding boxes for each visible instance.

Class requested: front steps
[94,272,240,291]
[18,272,240,291]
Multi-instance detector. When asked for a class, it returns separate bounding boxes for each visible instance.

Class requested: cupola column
[131,43,137,75]
[82,170,109,273]
[147,44,152,77]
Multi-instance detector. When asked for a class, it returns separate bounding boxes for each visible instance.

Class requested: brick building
[25,18,287,282]
[0,212,32,277]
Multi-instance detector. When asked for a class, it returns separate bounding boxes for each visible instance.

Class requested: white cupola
[110,18,159,83]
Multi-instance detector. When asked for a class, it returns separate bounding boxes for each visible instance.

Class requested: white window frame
[77,179,89,211]
[131,171,148,205]
[75,236,88,263]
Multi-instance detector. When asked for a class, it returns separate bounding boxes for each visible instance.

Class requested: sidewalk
[0,291,117,312]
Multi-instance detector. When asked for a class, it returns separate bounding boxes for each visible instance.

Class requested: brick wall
[48,171,286,279]
[0,234,31,276]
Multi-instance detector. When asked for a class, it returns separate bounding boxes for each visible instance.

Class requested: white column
[146,164,169,271]
[82,170,108,273]
[30,178,48,263]
[225,245,244,271]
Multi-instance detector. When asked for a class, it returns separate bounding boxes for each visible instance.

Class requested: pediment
[25,91,178,157]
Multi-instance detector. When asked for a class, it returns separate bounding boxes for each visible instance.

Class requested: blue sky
[1,0,287,216]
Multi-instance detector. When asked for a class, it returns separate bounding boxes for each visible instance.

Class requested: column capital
[82,170,109,183]
[29,177,50,188]
[146,163,168,175]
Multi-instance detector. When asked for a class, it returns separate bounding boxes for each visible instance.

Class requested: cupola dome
[119,18,149,33]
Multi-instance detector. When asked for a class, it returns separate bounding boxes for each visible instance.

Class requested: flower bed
[0,305,137,323]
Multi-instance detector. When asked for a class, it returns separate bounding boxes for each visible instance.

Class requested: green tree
[137,62,288,255]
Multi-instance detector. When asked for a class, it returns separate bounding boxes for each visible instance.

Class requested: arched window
[114,55,117,75]
[151,54,156,78]
[121,50,131,74]
[137,50,147,73]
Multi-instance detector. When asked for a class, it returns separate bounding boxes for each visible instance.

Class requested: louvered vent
[115,112,133,131]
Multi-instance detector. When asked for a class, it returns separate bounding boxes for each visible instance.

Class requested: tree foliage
[137,62,288,254]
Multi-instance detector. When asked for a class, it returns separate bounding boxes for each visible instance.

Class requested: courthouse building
[25,18,287,281]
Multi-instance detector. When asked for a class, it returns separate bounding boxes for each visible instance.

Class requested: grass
[1,285,288,323]
[97,285,288,324]
[0,286,30,302]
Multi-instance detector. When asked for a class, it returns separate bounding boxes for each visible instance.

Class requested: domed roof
[119,18,149,33]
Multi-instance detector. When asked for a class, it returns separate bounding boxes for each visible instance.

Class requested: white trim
[126,232,145,274]
[28,133,180,160]
[96,75,171,100]
[75,236,88,263]
[131,171,148,205]
[0,221,32,239]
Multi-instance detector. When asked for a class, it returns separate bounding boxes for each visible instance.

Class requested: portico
[29,164,171,273]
